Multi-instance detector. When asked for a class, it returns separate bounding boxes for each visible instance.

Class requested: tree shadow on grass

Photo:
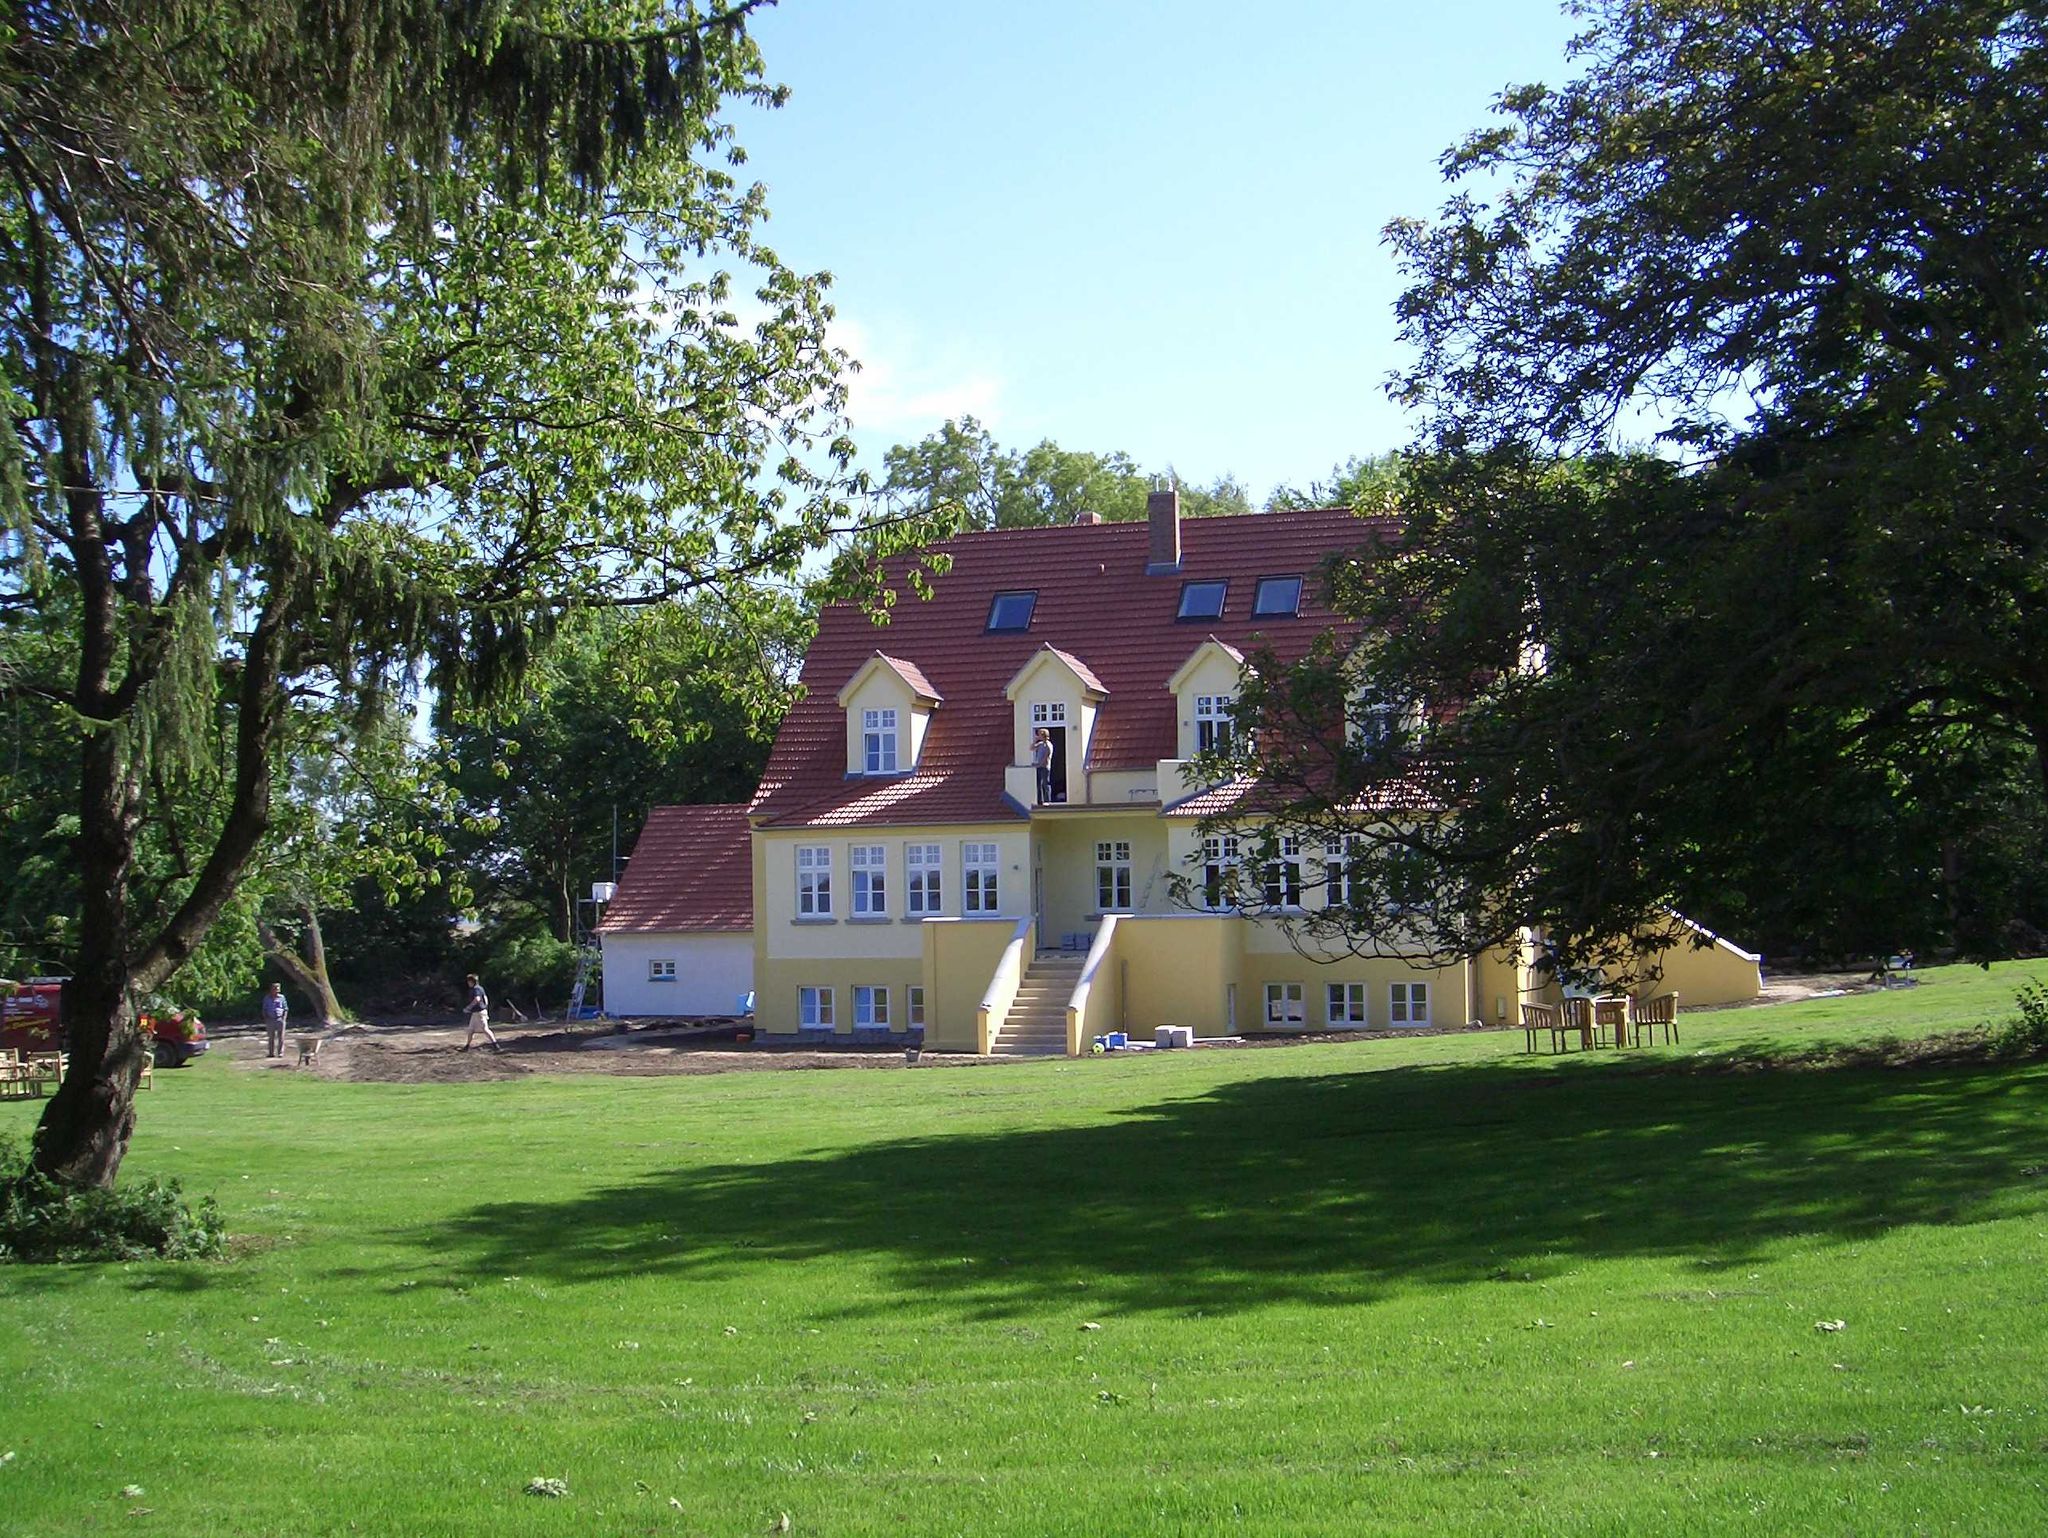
[416,1053,2048,1319]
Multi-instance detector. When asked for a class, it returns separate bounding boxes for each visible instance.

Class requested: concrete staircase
[991,951,1084,1056]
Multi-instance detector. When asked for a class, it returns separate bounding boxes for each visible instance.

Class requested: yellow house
[614,493,1760,1053]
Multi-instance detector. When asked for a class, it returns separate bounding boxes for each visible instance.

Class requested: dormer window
[862,708,898,773]
[1195,693,1234,753]
[987,591,1037,632]
[1252,575,1302,617]
[1177,580,1227,620]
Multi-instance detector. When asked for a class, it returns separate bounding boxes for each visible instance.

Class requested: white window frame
[799,986,835,1028]
[1390,981,1430,1027]
[854,985,890,1029]
[907,985,926,1028]
[1323,835,1361,910]
[1095,840,1133,911]
[1263,835,1303,909]
[1195,693,1234,754]
[851,843,888,917]
[963,842,1001,914]
[1327,982,1368,1027]
[1201,834,1239,911]
[1030,701,1067,726]
[1351,692,1401,756]
[1264,982,1304,1028]
[796,845,833,917]
[862,707,899,774]
[648,959,676,982]
[906,842,942,916]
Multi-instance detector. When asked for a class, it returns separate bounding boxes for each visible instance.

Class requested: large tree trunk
[35,563,295,1188]
[33,730,148,1187]
[260,903,350,1026]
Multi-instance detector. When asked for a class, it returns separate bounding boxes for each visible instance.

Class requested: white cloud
[832,315,1003,439]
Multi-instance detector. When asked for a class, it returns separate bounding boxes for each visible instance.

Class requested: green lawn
[4,962,2045,1535]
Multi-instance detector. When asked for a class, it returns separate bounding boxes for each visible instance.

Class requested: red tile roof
[839,651,941,705]
[752,507,1395,828]
[597,803,753,933]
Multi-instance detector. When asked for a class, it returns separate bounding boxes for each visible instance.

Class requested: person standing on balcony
[1031,727,1054,805]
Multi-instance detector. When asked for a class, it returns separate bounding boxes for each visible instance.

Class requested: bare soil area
[209,971,1888,1085]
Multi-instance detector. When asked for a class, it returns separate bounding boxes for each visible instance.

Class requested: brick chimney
[1073,510,1103,525]
[1145,481,1181,574]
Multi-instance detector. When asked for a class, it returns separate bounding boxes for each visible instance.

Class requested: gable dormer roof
[1165,636,1247,696]
[1004,643,1110,703]
[834,650,943,709]
[750,507,1391,828]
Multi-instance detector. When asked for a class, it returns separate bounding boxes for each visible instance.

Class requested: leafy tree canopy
[878,416,1254,530]
[0,1,940,1186]
[1213,0,2048,981]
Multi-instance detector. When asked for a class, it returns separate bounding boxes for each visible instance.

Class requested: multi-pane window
[963,842,1001,913]
[1031,702,1067,726]
[1195,693,1234,753]
[796,845,832,917]
[1323,835,1362,910]
[862,707,898,773]
[906,843,942,915]
[648,959,676,982]
[1327,982,1368,1026]
[1095,840,1133,910]
[851,843,887,916]
[1262,835,1303,908]
[1351,693,1401,757]
[799,986,835,1028]
[1390,981,1430,1027]
[854,985,890,1028]
[1264,982,1304,1028]
[907,986,926,1028]
[1202,834,1239,910]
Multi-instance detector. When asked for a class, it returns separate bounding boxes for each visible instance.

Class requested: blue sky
[732,1,1583,502]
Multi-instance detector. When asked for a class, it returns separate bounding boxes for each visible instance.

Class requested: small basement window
[987,590,1037,631]
[1177,579,1227,620]
[1252,575,1303,617]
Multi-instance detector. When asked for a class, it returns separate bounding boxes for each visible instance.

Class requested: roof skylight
[1252,575,1303,617]
[987,590,1037,632]
[1177,579,1227,620]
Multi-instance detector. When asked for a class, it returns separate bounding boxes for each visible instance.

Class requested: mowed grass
[3,962,2046,1536]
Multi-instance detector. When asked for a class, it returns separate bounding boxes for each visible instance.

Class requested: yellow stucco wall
[1112,915,1243,1036]
[922,917,1023,1052]
[756,823,1027,965]
[754,955,925,1037]
[1032,813,1173,942]
[1651,925,1763,1007]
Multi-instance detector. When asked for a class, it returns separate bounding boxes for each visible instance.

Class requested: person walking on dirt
[261,982,289,1059]
[462,974,498,1051]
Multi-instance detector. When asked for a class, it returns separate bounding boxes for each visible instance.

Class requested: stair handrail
[975,915,1035,1054]
[1065,914,1122,1056]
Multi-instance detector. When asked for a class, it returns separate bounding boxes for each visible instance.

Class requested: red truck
[1,977,210,1067]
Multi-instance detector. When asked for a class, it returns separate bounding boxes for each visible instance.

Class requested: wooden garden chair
[1558,996,1595,1050]
[1520,1001,1565,1053]
[0,1048,33,1099]
[1592,996,1629,1047]
[1629,991,1679,1045]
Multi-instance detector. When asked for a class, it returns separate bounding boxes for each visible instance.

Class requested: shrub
[0,1135,227,1264]
[1992,979,2048,1058]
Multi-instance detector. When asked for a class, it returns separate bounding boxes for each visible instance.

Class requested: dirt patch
[222,1022,988,1085]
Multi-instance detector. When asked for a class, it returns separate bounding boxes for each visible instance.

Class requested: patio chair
[0,1048,32,1100]
[1629,991,1679,1045]
[1520,1001,1565,1053]
[1558,996,1595,1050]
[1592,996,1629,1048]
